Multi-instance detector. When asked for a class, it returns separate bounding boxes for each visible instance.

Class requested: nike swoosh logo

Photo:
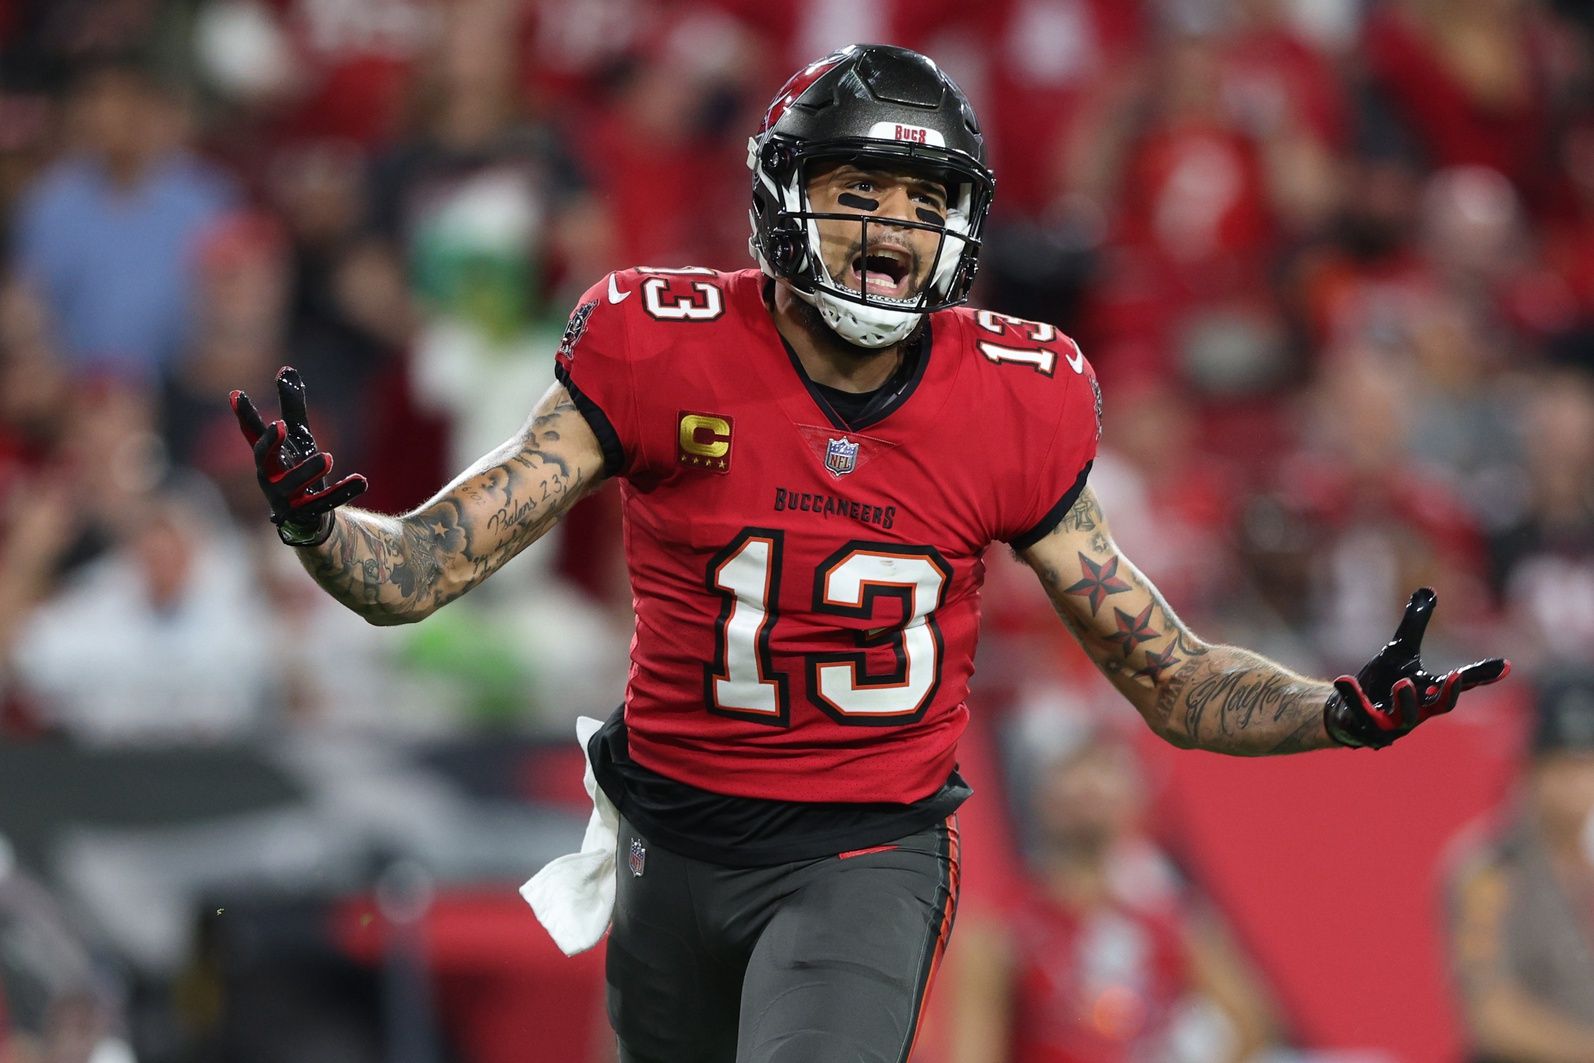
[607,274,631,304]
[1065,344,1085,374]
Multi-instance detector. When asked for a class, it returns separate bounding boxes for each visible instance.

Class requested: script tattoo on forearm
[1164,650,1332,754]
[1033,487,1331,755]
[299,398,590,622]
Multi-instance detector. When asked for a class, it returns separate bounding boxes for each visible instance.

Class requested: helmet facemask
[751,135,993,349]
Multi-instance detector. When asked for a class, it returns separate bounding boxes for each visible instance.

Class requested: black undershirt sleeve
[554,362,626,479]
[1008,460,1093,551]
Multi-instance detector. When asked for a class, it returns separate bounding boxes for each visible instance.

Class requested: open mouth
[846,245,916,301]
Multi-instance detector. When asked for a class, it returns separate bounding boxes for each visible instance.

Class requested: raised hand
[230,366,367,546]
[1324,588,1509,749]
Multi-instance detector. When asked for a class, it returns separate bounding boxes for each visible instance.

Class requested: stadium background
[0,0,1591,1060]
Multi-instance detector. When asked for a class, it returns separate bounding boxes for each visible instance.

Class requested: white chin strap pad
[813,289,919,348]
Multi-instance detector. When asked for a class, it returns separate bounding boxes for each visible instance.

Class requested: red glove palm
[230,367,367,546]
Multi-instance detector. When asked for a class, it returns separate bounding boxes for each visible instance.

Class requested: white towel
[521,716,618,956]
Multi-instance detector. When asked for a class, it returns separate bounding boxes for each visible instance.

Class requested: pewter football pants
[605,813,960,1063]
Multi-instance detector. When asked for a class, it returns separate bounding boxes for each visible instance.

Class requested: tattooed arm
[1019,487,1334,755]
[297,383,605,625]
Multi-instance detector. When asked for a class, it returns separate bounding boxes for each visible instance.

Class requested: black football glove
[230,366,367,547]
[1323,587,1509,749]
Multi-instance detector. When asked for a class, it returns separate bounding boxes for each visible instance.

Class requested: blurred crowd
[1,0,1593,1061]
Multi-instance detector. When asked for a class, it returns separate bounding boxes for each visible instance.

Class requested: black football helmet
[749,44,996,348]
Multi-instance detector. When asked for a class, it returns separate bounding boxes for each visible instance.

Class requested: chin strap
[811,288,920,348]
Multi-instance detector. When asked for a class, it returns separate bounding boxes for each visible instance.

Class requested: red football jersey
[555,267,1098,803]
[1007,874,1192,1063]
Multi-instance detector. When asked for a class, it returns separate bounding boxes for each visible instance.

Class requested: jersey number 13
[706,528,952,727]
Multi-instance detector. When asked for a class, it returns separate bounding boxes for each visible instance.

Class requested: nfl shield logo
[824,437,859,478]
[628,838,646,877]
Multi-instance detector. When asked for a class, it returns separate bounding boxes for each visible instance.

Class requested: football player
[231,45,1509,1063]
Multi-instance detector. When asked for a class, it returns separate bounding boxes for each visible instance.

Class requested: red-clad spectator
[0,280,71,733]
[1403,294,1524,495]
[1073,27,1300,387]
[1420,165,1583,344]
[1361,0,1560,202]
[1086,373,1244,618]
[160,207,399,488]
[1489,370,1594,670]
[195,0,442,148]
[1290,154,1440,349]
[1220,0,1350,151]
[0,282,65,489]
[516,0,655,120]
[1111,33,1276,291]
[1295,161,1575,358]
[946,722,1276,1063]
[1543,117,1594,319]
[1215,0,1349,236]
[572,9,761,266]
[977,0,1148,218]
[708,0,970,82]
[1266,349,1496,664]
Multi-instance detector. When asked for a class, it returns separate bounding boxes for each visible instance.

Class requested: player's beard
[835,232,925,305]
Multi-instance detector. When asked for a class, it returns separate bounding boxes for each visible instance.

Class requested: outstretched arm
[235,374,605,625]
[1020,488,1331,754]
[1019,487,1507,754]
[302,383,603,624]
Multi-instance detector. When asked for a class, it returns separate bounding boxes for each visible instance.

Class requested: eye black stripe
[838,192,879,211]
